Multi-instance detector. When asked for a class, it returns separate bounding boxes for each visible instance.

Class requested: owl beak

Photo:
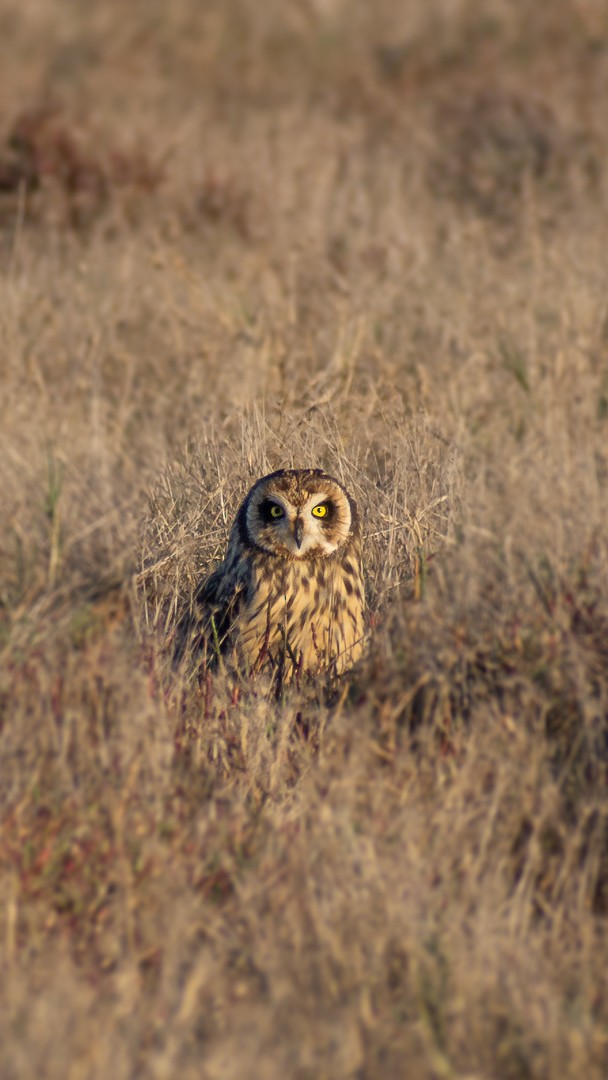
[293,517,304,549]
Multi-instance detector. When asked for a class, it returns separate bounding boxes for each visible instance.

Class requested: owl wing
[194,561,247,653]
[174,532,251,666]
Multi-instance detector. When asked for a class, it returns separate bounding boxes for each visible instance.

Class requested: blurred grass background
[1,2,608,1077]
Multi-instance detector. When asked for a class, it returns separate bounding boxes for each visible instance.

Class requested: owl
[182,468,366,683]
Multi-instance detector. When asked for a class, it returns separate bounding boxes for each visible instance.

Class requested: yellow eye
[311,503,328,518]
[269,504,284,518]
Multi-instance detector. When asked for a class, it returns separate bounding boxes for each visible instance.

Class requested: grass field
[2,2,608,1076]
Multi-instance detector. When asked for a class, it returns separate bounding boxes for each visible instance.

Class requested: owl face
[243,469,356,559]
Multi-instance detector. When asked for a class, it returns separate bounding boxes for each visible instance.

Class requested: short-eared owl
[184,469,365,681]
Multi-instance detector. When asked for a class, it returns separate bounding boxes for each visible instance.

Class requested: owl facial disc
[245,483,352,559]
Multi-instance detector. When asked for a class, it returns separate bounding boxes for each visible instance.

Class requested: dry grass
[2,1,608,1076]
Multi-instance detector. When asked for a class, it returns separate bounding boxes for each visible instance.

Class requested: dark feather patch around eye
[312,501,334,521]
[259,498,284,522]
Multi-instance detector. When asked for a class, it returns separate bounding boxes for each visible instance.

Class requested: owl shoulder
[198,540,244,606]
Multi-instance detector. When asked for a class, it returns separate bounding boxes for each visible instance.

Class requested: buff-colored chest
[234,553,365,676]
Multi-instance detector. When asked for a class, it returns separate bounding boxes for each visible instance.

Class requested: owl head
[238,468,360,559]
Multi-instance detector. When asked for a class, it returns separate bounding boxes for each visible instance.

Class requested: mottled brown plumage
[184,469,366,681]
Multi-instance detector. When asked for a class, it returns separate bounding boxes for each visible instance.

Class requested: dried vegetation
[1,1,608,1077]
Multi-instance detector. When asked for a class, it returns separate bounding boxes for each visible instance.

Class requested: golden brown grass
[2,2,608,1076]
